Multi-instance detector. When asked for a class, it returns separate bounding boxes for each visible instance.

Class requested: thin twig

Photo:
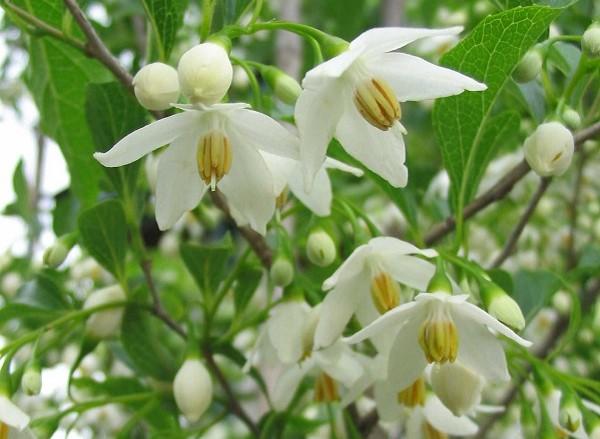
[491,177,551,268]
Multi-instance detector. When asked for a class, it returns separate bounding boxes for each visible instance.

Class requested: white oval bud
[22,364,42,396]
[306,230,337,267]
[513,50,543,83]
[430,362,483,416]
[173,358,212,422]
[133,63,180,111]
[177,43,233,104]
[270,258,294,287]
[523,122,574,177]
[488,292,526,331]
[84,285,126,339]
[43,238,72,268]
[582,25,600,57]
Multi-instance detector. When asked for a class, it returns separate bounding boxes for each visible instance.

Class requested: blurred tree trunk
[380,0,404,26]
[276,0,302,78]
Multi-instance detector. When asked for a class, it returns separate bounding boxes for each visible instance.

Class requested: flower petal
[316,343,364,386]
[155,132,207,230]
[228,109,299,159]
[387,316,428,391]
[315,272,368,349]
[267,302,310,364]
[287,161,332,216]
[382,254,436,291]
[296,79,347,189]
[368,52,486,102]
[271,365,306,411]
[219,134,276,235]
[323,157,364,177]
[261,152,297,196]
[335,100,408,188]
[350,26,463,56]
[374,381,403,422]
[303,47,363,85]
[94,111,198,167]
[424,396,479,436]
[322,245,371,290]
[0,396,29,430]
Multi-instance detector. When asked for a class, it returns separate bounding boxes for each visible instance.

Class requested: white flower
[0,394,29,432]
[84,285,126,339]
[545,389,588,439]
[346,292,531,392]
[133,63,180,111]
[315,237,437,349]
[173,358,213,423]
[523,122,574,177]
[261,152,363,217]
[295,26,486,188]
[94,103,298,234]
[177,43,233,104]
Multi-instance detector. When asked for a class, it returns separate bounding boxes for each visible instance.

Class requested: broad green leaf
[52,190,80,236]
[433,6,560,214]
[547,41,581,76]
[78,199,127,279]
[0,303,62,328]
[233,264,263,313]
[15,273,71,310]
[142,0,189,61]
[180,235,233,295]
[513,270,561,321]
[85,82,147,197]
[7,160,31,221]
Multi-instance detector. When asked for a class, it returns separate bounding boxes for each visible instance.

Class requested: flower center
[314,373,339,403]
[418,305,458,364]
[276,187,289,209]
[353,78,401,131]
[370,272,400,314]
[397,376,425,407]
[196,131,232,190]
[423,422,448,439]
[0,423,7,439]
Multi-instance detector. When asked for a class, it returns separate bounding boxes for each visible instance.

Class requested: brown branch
[491,177,551,268]
[424,120,600,246]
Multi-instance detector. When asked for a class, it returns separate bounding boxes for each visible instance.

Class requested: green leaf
[85,82,147,197]
[433,6,560,215]
[513,270,561,321]
[5,160,32,221]
[180,235,233,295]
[547,41,581,76]
[141,0,189,61]
[78,199,128,279]
[15,273,72,310]
[52,190,80,236]
[233,264,263,313]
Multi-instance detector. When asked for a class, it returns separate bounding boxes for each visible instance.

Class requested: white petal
[94,111,198,167]
[368,236,433,256]
[350,26,464,56]
[455,302,532,346]
[172,102,250,112]
[271,365,306,411]
[323,157,364,177]
[288,162,332,216]
[382,254,435,291]
[355,294,395,354]
[368,52,486,102]
[340,354,377,407]
[387,313,428,391]
[303,48,363,85]
[228,109,299,159]
[546,390,561,425]
[322,245,371,290]
[424,396,478,436]
[155,131,207,230]
[261,152,297,196]
[267,302,310,364]
[335,101,408,188]
[0,396,29,430]
[374,381,403,422]
[296,79,348,189]
[315,272,368,349]
[454,314,510,382]
[316,343,364,386]
[219,134,276,235]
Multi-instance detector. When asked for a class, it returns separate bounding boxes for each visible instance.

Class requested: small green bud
[582,25,600,57]
[426,259,453,294]
[320,35,350,58]
[559,391,582,433]
[270,257,294,287]
[513,50,543,83]
[43,234,75,268]
[261,66,302,105]
[22,360,42,396]
[479,280,525,330]
[306,230,336,267]
[562,107,582,130]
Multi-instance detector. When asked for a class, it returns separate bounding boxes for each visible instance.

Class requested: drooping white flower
[295,27,486,188]
[84,285,126,339]
[133,62,180,111]
[173,358,213,423]
[315,237,437,349]
[430,362,483,416]
[346,292,531,392]
[261,152,363,217]
[94,103,299,234]
[0,394,29,433]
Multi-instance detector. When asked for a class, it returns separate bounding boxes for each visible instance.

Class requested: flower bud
[21,361,41,396]
[133,63,180,111]
[523,122,574,177]
[426,259,452,295]
[84,285,126,340]
[43,234,75,268]
[562,107,581,130]
[177,43,233,104]
[559,392,582,433]
[270,257,294,287]
[430,362,483,416]
[479,280,525,330]
[513,49,543,83]
[173,358,212,423]
[261,66,301,104]
[582,25,600,57]
[306,230,336,267]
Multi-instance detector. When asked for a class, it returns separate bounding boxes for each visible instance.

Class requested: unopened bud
[430,362,483,416]
[84,285,126,339]
[178,43,233,104]
[22,361,41,396]
[133,63,180,111]
[43,234,75,268]
[562,107,581,130]
[552,290,571,315]
[261,66,301,104]
[582,25,600,57]
[479,280,525,330]
[559,392,582,433]
[270,257,294,287]
[306,230,336,267]
[524,122,574,177]
[426,259,452,294]
[173,358,213,422]
[513,49,543,83]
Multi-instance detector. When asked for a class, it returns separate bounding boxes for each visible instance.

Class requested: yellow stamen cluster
[314,373,339,403]
[353,78,401,131]
[397,376,425,407]
[423,422,448,439]
[196,131,232,190]
[418,307,458,364]
[370,272,400,314]
[275,188,289,209]
[0,423,7,439]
